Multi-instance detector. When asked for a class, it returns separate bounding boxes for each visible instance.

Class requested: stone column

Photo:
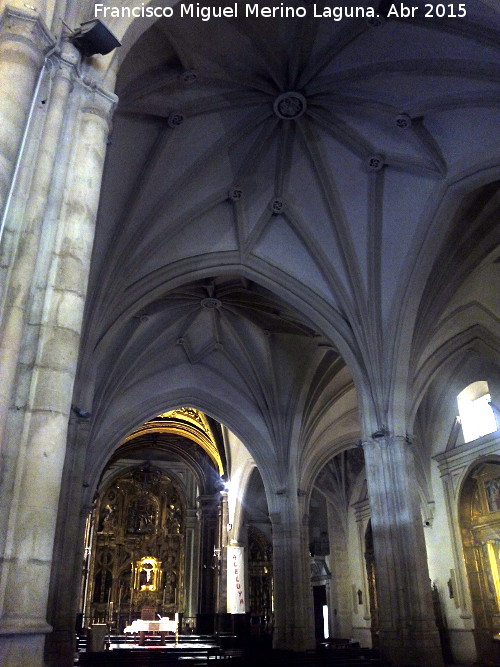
[0,6,55,447]
[197,494,219,632]
[217,491,229,615]
[44,416,92,667]
[0,47,79,546]
[270,494,315,652]
[0,6,53,220]
[327,500,356,639]
[362,435,444,667]
[184,508,200,621]
[0,71,116,667]
[353,499,372,625]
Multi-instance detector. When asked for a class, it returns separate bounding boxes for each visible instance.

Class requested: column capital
[78,76,118,126]
[269,511,282,525]
[362,432,413,450]
[46,43,80,85]
[197,493,219,512]
[0,6,54,56]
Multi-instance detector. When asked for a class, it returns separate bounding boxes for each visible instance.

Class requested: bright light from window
[322,605,329,639]
[457,381,497,443]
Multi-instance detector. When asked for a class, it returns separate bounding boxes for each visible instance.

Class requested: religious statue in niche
[119,571,131,604]
[163,567,178,604]
[166,503,182,533]
[133,463,162,491]
[127,496,157,534]
[486,477,500,512]
[158,550,180,605]
[471,484,483,521]
[134,556,161,591]
[99,503,117,533]
[140,562,154,588]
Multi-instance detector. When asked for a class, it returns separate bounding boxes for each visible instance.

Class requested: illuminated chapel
[0,1,500,666]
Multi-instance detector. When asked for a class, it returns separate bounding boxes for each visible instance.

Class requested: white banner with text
[227,546,246,613]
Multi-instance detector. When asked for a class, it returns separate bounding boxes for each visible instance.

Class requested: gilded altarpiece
[86,464,185,628]
[460,462,500,664]
[247,526,273,639]
[365,521,379,648]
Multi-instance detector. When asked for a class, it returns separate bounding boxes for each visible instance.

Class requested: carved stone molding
[395,113,412,129]
[228,186,243,202]
[364,154,385,172]
[181,69,197,84]
[79,78,118,125]
[0,6,54,57]
[273,92,307,120]
[270,198,285,214]
[168,111,185,128]
[200,297,221,310]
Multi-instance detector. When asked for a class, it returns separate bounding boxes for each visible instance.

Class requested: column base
[273,625,316,652]
[0,617,51,635]
[215,612,249,641]
[196,612,215,634]
[379,628,444,667]
[44,630,76,667]
[473,628,500,665]
[0,616,52,666]
[0,633,46,667]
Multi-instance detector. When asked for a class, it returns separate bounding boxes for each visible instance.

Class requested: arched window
[457,381,497,443]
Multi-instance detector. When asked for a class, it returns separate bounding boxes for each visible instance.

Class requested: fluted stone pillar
[352,499,372,626]
[184,508,201,621]
[0,6,54,445]
[217,491,229,615]
[0,6,53,219]
[0,64,116,667]
[44,416,92,667]
[270,495,315,652]
[362,435,444,667]
[0,49,79,559]
[197,494,219,631]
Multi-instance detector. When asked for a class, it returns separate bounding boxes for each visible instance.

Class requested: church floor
[74,635,474,666]
[74,646,473,666]
[74,652,471,667]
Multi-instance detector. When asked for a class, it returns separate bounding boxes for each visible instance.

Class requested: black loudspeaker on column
[70,20,121,57]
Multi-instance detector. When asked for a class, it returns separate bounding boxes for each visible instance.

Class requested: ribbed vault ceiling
[79,2,500,474]
[84,276,348,481]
